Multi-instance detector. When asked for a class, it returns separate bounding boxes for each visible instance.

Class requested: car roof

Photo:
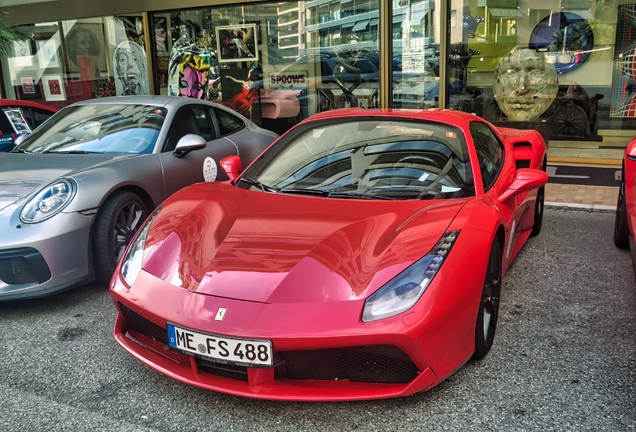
[303,108,480,129]
[0,98,58,112]
[69,95,212,109]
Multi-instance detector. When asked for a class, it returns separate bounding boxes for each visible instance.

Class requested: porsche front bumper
[0,206,94,300]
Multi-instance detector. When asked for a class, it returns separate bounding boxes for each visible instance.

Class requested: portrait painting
[216,24,259,63]
[64,23,106,74]
[113,40,149,96]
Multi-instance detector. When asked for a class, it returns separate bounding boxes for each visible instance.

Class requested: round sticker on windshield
[203,157,217,182]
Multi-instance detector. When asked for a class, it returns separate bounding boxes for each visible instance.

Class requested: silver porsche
[0,96,278,300]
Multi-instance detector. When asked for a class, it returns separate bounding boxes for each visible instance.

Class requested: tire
[472,238,502,360]
[531,160,547,237]
[550,104,588,138]
[614,170,630,249]
[93,191,148,284]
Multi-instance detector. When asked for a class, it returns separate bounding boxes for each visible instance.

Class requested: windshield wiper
[9,148,31,153]
[279,187,329,196]
[41,150,101,154]
[279,187,394,200]
[327,191,395,200]
[235,177,277,192]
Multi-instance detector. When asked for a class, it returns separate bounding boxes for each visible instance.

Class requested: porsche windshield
[16,104,166,154]
[240,118,475,200]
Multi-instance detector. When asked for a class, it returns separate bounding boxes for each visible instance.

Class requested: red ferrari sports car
[110,108,547,401]
[614,137,636,274]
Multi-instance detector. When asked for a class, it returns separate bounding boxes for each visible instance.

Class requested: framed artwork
[21,77,36,94]
[42,74,66,101]
[36,39,60,69]
[12,41,32,67]
[216,24,259,63]
[63,22,107,73]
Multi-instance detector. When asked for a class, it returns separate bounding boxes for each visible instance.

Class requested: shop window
[2,16,150,109]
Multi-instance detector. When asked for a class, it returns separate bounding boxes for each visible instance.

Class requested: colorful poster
[611,5,636,117]
[42,74,67,101]
[3,108,31,134]
[220,68,261,122]
[21,77,35,94]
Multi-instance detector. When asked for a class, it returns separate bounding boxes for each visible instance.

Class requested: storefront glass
[446,0,629,149]
[153,1,380,134]
[1,0,634,153]
[2,15,150,109]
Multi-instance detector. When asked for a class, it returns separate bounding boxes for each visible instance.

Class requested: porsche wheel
[94,191,148,284]
[614,170,630,249]
[473,238,502,360]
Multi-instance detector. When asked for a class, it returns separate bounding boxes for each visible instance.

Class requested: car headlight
[362,230,460,322]
[120,206,161,287]
[20,179,76,223]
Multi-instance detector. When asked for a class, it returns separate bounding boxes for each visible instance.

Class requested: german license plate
[167,323,273,367]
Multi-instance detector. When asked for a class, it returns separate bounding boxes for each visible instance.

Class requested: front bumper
[110,265,481,401]
[0,206,94,300]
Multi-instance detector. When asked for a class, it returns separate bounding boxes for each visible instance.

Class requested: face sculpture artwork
[493,48,558,121]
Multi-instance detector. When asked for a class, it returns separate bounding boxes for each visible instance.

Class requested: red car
[0,99,57,152]
[614,138,636,273]
[110,109,547,401]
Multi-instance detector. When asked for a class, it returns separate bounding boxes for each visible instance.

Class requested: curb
[545,201,616,212]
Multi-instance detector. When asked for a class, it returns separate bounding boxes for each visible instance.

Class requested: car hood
[0,153,134,211]
[142,182,468,303]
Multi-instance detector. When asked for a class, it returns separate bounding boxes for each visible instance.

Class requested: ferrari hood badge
[215,308,227,321]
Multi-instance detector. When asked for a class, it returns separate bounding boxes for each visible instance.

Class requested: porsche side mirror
[174,134,207,158]
[499,168,548,202]
[14,134,28,147]
[220,155,242,181]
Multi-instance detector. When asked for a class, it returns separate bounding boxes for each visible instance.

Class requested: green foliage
[0,14,28,57]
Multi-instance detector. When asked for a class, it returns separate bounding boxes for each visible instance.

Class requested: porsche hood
[0,153,133,212]
[141,183,467,303]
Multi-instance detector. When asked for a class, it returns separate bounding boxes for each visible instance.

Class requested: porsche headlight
[20,179,76,223]
[362,230,460,322]
[120,206,161,287]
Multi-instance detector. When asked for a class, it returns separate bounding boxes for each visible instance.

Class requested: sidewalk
[545,183,618,211]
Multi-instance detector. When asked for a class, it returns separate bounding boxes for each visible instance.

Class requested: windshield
[240,118,475,200]
[16,104,166,154]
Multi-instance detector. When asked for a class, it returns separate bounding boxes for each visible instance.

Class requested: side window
[32,109,54,128]
[191,107,215,141]
[164,107,203,152]
[469,121,504,191]
[18,108,34,129]
[213,107,244,136]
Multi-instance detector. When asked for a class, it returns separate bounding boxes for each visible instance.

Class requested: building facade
[0,0,633,155]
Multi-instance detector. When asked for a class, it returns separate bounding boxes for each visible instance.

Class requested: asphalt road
[1,207,635,432]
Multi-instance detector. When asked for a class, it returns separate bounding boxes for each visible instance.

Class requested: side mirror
[173,134,207,158]
[14,134,28,147]
[220,155,242,181]
[499,169,548,202]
